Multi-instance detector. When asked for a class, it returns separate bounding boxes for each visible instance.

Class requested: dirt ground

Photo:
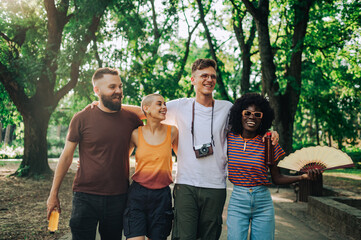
[0,162,74,240]
[0,162,360,240]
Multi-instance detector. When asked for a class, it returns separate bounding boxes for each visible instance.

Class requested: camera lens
[200,146,209,154]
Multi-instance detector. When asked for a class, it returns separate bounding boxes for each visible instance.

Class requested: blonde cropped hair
[141,93,164,116]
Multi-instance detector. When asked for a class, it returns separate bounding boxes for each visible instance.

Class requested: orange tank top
[132,125,173,189]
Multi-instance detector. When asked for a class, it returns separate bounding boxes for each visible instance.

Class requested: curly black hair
[229,92,274,136]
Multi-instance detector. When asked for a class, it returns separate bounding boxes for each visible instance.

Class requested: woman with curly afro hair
[226,92,320,240]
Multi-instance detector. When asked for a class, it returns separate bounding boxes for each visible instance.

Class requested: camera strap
[191,100,215,150]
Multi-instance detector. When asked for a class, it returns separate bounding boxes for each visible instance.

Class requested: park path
[59,162,352,240]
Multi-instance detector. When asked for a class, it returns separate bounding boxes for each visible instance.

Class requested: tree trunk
[176,22,200,84]
[57,125,62,139]
[315,113,320,145]
[0,0,106,177]
[277,0,314,153]
[0,121,2,143]
[246,0,292,151]
[10,125,16,142]
[242,0,314,154]
[196,0,230,101]
[272,94,296,154]
[240,28,254,94]
[232,6,256,94]
[150,0,161,57]
[337,136,343,150]
[16,111,52,176]
[4,125,11,145]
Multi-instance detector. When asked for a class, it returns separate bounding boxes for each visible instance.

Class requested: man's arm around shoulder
[46,140,78,219]
[123,104,145,120]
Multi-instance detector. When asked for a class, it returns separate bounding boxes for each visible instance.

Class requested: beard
[101,93,122,111]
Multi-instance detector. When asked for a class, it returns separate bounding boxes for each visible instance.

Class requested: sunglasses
[242,110,263,119]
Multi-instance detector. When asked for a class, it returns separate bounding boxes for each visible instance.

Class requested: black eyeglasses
[242,110,263,119]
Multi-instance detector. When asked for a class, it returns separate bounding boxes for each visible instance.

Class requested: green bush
[47,127,66,158]
[47,134,66,149]
[0,139,75,159]
[47,138,65,158]
[47,136,79,158]
[0,144,24,159]
[347,151,361,169]
[48,146,64,158]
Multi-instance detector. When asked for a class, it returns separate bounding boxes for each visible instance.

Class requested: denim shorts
[123,181,173,240]
[227,185,275,240]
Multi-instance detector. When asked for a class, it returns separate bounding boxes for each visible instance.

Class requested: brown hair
[92,67,119,85]
[191,59,217,75]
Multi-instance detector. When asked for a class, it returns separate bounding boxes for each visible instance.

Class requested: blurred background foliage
[0,0,360,176]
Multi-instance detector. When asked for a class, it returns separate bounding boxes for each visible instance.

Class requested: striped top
[227,132,285,187]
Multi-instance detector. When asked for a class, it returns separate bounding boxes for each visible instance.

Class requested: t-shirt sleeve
[274,143,286,162]
[67,113,82,143]
[225,102,232,133]
[131,111,144,128]
[162,99,178,126]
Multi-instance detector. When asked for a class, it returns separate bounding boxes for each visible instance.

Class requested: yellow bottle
[48,210,59,233]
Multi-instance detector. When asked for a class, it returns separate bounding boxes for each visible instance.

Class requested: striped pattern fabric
[227,132,285,187]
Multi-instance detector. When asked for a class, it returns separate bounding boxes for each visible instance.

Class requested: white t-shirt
[163,98,233,189]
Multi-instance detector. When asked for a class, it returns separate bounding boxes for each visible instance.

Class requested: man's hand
[47,194,61,220]
[84,101,99,110]
[262,131,279,145]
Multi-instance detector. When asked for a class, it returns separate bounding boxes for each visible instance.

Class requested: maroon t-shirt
[67,107,143,195]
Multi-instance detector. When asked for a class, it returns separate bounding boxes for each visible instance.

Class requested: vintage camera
[194,143,213,158]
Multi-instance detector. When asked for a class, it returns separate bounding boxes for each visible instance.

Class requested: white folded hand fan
[277,146,354,172]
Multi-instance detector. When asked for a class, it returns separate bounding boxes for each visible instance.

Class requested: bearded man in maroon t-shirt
[47,67,143,239]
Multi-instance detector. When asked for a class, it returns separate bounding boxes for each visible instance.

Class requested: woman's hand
[301,168,322,181]
[84,101,99,110]
[262,131,279,145]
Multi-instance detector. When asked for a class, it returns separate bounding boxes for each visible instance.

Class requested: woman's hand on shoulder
[171,125,178,155]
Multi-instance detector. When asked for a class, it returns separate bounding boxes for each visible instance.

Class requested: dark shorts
[123,181,173,240]
[69,191,127,240]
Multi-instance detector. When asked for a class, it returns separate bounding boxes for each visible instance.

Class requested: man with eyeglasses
[162,58,233,240]
[163,59,279,240]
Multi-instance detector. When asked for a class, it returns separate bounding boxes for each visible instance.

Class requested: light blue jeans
[227,185,275,240]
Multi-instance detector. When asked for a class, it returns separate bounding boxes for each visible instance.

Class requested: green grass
[0,159,21,166]
[325,168,361,176]
[0,160,22,168]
